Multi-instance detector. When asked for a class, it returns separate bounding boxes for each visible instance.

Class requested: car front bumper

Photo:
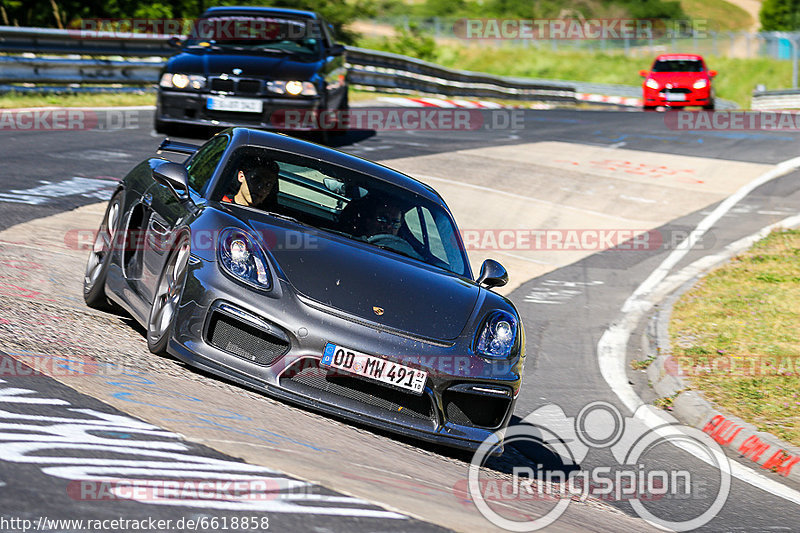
[168,253,524,453]
[156,90,323,130]
[643,87,712,107]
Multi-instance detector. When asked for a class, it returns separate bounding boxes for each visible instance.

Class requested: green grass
[0,91,156,109]
[679,0,754,32]
[670,229,800,446]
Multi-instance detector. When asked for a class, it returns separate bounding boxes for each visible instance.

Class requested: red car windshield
[652,60,704,73]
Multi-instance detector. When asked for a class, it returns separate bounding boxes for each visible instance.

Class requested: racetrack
[1,107,799,532]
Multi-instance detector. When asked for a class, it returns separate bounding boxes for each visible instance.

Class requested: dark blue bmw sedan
[155,7,348,134]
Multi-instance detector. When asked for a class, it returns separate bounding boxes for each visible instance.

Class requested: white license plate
[206,96,263,113]
[321,343,427,395]
[664,93,686,101]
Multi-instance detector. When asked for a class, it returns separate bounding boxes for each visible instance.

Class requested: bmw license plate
[321,343,427,395]
[206,96,263,113]
[664,93,686,102]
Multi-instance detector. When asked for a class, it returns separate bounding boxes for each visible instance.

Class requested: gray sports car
[84,127,525,452]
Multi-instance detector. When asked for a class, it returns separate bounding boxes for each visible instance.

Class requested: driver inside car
[351,198,422,260]
[222,157,279,208]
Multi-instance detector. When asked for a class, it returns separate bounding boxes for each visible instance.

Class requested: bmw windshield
[184,16,322,56]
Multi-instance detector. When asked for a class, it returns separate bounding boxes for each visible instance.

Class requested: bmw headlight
[267,80,317,96]
[475,311,517,358]
[693,78,708,89]
[159,73,206,90]
[645,78,659,90]
[218,229,271,290]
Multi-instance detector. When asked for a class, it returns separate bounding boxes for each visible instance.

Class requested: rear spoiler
[157,138,201,156]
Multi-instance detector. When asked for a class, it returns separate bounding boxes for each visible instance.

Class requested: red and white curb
[373,96,552,109]
[576,93,642,107]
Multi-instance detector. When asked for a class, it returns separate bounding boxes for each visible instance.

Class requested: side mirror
[639,69,649,77]
[329,43,346,55]
[476,259,508,288]
[167,36,183,48]
[709,70,717,77]
[151,160,190,201]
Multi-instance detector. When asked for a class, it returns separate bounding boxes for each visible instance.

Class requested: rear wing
[157,138,201,156]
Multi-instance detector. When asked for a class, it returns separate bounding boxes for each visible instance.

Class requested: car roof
[654,54,704,61]
[228,128,446,204]
[200,6,319,20]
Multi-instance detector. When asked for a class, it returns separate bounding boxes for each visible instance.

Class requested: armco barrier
[0,25,575,103]
[751,89,800,110]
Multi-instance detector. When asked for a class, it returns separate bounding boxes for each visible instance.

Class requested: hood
[647,71,708,87]
[167,51,321,80]
[246,217,480,341]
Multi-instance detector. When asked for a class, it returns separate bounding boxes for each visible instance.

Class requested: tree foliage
[0,0,371,43]
[760,0,800,31]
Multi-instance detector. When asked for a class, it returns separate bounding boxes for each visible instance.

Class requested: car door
[139,134,230,303]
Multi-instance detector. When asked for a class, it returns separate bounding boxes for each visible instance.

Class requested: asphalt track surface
[0,108,799,532]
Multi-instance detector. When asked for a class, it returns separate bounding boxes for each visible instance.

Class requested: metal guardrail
[0,55,162,84]
[751,89,800,110]
[0,25,174,56]
[0,26,577,102]
[344,46,575,102]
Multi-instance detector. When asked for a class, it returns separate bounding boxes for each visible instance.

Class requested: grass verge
[0,91,156,109]
[678,0,753,32]
[670,228,800,446]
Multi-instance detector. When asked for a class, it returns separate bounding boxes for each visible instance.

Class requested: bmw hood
[249,219,480,341]
[167,51,321,80]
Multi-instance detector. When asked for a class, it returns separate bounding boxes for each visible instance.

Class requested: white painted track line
[598,156,800,504]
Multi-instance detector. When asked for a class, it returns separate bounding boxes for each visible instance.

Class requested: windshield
[652,59,704,73]
[185,16,322,56]
[213,146,469,277]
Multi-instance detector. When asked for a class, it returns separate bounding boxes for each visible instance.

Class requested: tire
[643,106,658,112]
[83,191,123,309]
[146,235,191,356]
[703,100,715,111]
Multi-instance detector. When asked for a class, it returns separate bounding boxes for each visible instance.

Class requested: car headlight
[645,78,659,90]
[218,228,271,290]
[159,73,206,90]
[475,311,517,358]
[693,79,708,89]
[267,80,317,96]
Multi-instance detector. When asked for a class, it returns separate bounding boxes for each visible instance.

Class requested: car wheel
[703,100,715,110]
[643,105,658,112]
[83,191,123,309]
[147,235,191,356]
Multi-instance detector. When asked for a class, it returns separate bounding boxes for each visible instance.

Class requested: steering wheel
[367,234,422,259]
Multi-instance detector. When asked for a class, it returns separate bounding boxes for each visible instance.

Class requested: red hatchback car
[639,54,716,110]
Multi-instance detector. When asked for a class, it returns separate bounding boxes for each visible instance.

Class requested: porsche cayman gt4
[84,127,525,452]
